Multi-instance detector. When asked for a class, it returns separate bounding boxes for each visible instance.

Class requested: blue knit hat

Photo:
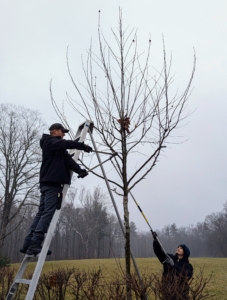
[178,244,190,258]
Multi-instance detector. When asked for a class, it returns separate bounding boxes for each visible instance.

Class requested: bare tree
[60,186,110,259]
[50,9,196,298]
[0,103,46,251]
[204,209,227,257]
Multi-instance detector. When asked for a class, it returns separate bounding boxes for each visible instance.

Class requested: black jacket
[153,240,193,279]
[153,240,193,299]
[39,134,85,185]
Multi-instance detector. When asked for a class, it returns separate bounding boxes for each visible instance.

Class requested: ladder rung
[26,253,39,258]
[15,279,31,285]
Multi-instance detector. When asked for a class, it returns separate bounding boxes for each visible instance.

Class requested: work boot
[26,242,52,256]
[20,241,52,255]
[20,240,30,254]
[20,231,35,253]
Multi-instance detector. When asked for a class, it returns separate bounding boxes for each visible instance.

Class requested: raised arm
[153,239,168,264]
[46,138,88,152]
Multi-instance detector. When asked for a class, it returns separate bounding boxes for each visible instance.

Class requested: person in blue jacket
[153,234,193,300]
[20,123,92,256]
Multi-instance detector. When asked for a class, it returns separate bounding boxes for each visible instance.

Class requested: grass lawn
[12,257,227,299]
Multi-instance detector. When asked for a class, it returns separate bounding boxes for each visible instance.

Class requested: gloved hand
[83,144,93,153]
[78,169,89,178]
[164,255,175,267]
[152,231,158,240]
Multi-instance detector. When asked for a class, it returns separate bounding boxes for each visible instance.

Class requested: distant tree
[170,223,178,238]
[204,202,227,257]
[2,203,37,263]
[0,251,10,268]
[163,226,171,237]
[130,221,137,252]
[107,215,124,258]
[58,186,111,259]
[223,200,227,212]
[0,103,45,252]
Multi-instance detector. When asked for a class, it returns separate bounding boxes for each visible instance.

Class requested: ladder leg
[5,256,31,300]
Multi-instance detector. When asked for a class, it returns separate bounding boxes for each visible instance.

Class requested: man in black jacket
[153,237,193,300]
[20,123,92,256]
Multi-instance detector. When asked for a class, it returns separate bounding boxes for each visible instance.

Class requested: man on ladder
[20,123,92,256]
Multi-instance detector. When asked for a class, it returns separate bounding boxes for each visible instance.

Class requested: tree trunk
[123,194,132,299]
[0,192,12,250]
[122,128,132,299]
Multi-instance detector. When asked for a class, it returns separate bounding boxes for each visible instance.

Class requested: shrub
[0,265,213,299]
[0,251,10,269]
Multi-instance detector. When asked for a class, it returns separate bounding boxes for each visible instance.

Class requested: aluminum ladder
[6,120,93,300]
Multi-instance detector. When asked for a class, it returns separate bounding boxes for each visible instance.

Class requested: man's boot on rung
[20,240,31,254]
[26,242,52,256]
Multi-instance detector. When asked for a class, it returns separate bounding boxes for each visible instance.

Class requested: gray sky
[1,0,227,232]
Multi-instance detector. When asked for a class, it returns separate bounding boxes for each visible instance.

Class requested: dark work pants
[23,186,62,246]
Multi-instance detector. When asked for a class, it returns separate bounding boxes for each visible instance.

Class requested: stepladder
[6,120,93,300]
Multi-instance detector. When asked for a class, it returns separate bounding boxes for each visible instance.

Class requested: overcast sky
[0,0,227,232]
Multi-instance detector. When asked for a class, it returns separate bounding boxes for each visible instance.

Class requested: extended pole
[112,160,168,256]
[129,192,167,255]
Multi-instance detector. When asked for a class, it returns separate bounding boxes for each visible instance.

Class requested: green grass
[190,258,227,299]
[12,257,227,299]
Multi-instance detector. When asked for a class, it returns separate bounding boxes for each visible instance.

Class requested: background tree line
[2,183,227,263]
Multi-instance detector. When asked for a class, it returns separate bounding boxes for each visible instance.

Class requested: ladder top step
[15,279,31,285]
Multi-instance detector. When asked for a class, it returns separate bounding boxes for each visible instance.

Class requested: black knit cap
[178,244,190,258]
[49,123,69,133]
